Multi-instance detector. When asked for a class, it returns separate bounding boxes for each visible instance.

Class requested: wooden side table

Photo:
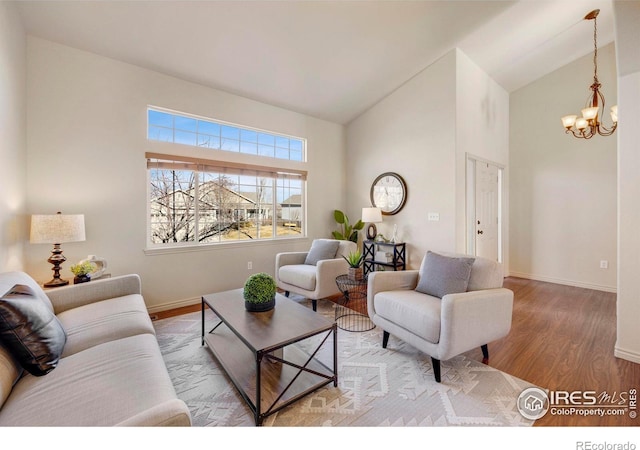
[334,275,375,332]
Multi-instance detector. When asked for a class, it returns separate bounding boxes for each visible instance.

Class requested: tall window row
[148,108,305,162]
[147,156,305,246]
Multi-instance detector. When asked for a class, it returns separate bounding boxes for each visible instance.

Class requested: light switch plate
[428,212,440,221]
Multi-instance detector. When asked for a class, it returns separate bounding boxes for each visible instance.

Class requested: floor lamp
[30,212,86,287]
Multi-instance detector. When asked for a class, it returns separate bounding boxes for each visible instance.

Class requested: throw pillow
[304,239,341,266]
[415,251,475,298]
[0,284,67,376]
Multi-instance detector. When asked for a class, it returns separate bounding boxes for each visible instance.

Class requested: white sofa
[0,271,191,426]
[367,251,513,382]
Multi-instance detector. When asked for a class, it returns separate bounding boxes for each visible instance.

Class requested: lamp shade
[362,207,382,223]
[30,213,86,244]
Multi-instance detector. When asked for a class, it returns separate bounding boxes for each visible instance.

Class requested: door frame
[465,153,505,262]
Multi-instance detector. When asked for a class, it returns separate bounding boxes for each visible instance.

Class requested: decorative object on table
[391,224,398,243]
[560,9,617,139]
[30,212,86,288]
[370,172,407,215]
[343,250,364,281]
[70,260,96,284]
[79,255,107,279]
[361,207,382,240]
[331,210,364,243]
[374,233,388,243]
[243,272,277,312]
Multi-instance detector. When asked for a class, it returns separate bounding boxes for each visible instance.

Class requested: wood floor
[153,277,639,427]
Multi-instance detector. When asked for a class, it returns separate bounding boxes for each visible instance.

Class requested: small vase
[348,267,363,281]
[73,274,91,284]
[244,296,276,312]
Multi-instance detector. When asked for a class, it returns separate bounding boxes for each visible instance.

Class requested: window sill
[144,236,308,256]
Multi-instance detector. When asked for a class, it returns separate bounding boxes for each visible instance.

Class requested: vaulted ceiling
[14,0,615,124]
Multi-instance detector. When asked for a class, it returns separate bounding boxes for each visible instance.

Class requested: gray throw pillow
[304,239,341,266]
[415,251,475,298]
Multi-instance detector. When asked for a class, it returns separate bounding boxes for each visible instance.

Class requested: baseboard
[614,346,640,364]
[147,296,201,314]
[507,271,617,293]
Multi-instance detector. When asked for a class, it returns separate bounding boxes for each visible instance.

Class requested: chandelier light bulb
[611,105,618,123]
[575,118,588,130]
[581,106,599,121]
[561,115,578,129]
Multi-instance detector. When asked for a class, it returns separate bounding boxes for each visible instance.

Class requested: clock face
[370,172,407,215]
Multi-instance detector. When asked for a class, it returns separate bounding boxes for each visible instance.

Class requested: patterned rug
[153,296,537,427]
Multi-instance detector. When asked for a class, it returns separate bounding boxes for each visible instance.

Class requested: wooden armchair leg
[431,357,441,383]
[312,299,317,312]
[284,291,290,297]
[481,344,489,364]
[382,331,390,348]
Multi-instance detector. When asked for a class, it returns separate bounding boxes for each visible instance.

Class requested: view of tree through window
[148,161,304,245]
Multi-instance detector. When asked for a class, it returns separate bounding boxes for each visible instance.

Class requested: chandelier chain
[592,14,598,83]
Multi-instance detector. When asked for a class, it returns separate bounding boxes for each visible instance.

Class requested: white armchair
[275,239,356,311]
[367,251,513,382]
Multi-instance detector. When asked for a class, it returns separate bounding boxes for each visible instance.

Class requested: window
[148,108,305,162]
[147,154,305,247]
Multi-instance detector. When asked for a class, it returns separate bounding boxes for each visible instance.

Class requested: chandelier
[561,9,617,139]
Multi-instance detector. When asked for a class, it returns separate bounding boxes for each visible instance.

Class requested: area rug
[153,296,538,427]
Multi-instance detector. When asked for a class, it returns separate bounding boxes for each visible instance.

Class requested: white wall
[455,49,510,264]
[25,37,346,311]
[0,2,27,273]
[509,43,618,292]
[346,49,509,269]
[346,51,457,269]
[614,0,640,363]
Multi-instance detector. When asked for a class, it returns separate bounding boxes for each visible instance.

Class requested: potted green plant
[243,272,277,312]
[332,210,364,243]
[70,261,96,284]
[343,250,364,281]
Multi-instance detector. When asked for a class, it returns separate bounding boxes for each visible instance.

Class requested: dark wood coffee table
[201,289,337,426]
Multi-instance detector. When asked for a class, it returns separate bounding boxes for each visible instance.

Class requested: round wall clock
[370,172,407,215]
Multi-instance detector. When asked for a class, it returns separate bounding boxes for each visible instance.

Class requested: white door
[474,162,500,261]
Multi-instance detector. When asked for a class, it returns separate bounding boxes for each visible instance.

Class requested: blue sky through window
[148,108,305,162]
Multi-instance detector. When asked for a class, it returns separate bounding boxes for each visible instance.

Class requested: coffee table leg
[201,298,205,346]
[333,323,338,387]
[256,351,262,426]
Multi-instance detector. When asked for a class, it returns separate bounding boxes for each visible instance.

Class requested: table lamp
[362,207,382,240]
[30,212,86,287]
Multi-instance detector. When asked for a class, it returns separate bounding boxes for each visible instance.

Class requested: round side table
[334,274,375,332]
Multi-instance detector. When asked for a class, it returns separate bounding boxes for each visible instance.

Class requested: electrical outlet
[428,212,440,221]
[247,261,252,270]
[600,260,608,269]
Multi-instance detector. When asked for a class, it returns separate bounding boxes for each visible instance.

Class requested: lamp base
[44,278,69,288]
[366,223,378,240]
[44,243,69,288]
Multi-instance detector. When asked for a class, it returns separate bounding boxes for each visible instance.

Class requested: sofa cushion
[0,343,22,409]
[0,284,66,376]
[415,251,475,298]
[56,294,155,358]
[374,289,442,344]
[304,239,340,265]
[0,334,188,426]
[278,264,317,291]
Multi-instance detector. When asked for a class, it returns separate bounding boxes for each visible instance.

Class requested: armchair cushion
[278,264,317,291]
[304,239,340,266]
[374,289,442,344]
[415,251,475,298]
